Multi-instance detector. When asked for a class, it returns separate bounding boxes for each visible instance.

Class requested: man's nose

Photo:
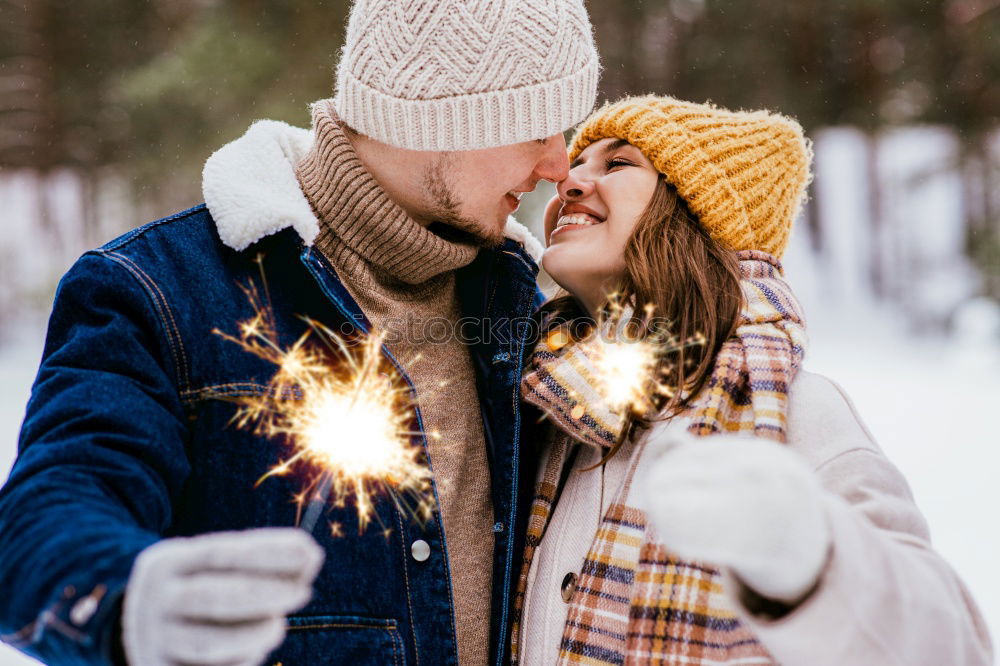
[534,134,570,183]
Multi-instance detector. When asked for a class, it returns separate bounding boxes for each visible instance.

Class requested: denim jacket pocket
[267,615,406,666]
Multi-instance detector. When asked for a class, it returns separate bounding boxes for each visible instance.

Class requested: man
[0,1,600,664]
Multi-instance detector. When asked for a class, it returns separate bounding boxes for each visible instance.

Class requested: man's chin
[428,218,505,249]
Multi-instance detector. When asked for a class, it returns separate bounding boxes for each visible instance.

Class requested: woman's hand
[636,421,831,607]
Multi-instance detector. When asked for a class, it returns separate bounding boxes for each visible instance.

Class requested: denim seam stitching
[180,384,304,403]
[287,622,397,631]
[0,596,88,647]
[100,205,207,251]
[97,251,188,391]
[501,250,536,274]
[484,258,500,316]
[96,252,179,383]
[104,252,191,390]
[431,494,457,665]
[391,626,403,666]
[181,382,267,392]
[494,284,531,666]
[395,507,421,666]
[43,614,88,644]
[179,382,271,403]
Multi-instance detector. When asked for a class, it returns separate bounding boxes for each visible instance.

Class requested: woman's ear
[543,194,562,246]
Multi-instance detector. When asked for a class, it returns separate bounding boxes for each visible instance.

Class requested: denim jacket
[0,120,546,666]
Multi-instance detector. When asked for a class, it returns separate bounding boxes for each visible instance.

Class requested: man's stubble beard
[422,157,505,249]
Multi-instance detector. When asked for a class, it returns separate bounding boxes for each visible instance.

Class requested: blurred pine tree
[0,0,997,298]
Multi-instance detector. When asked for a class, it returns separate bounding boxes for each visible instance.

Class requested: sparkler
[214,268,433,536]
[588,332,663,415]
[548,295,706,421]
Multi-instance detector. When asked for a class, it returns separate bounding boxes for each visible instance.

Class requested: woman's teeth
[556,214,602,228]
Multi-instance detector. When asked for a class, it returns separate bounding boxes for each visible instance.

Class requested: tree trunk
[805,174,822,253]
[865,132,885,299]
[81,170,99,248]
[35,170,55,242]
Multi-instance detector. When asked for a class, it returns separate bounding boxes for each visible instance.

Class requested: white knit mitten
[636,421,831,605]
[123,528,324,666]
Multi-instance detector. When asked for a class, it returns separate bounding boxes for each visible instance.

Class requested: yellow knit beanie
[568,95,813,258]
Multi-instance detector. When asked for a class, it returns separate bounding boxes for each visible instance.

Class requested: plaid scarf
[522,250,806,445]
[511,251,805,664]
[687,250,807,442]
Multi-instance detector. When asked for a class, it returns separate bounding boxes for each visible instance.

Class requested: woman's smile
[549,217,598,241]
[550,204,607,241]
[540,138,661,312]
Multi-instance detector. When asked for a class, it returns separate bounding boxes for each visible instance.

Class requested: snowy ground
[0,320,44,666]
[0,324,44,666]
[801,309,1000,661]
[2,308,998,664]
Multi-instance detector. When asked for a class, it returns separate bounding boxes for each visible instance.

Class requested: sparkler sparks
[588,334,662,414]
[214,270,433,536]
[549,294,706,422]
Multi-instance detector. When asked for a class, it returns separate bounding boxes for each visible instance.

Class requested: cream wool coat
[520,370,994,665]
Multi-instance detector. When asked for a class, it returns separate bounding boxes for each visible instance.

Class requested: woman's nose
[557,168,594,200]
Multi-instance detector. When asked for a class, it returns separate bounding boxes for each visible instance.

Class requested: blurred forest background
[1,0,1000,330]
[1,2,1000,663]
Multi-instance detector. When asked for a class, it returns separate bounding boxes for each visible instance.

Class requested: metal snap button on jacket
[70,594,98,626]
[561,572,577,602]
[411,539,431,562]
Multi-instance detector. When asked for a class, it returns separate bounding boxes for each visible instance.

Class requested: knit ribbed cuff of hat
[334,61,600,152]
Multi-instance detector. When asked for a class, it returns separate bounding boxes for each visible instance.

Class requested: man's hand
[636,421,831,606]
[122,528,324,666]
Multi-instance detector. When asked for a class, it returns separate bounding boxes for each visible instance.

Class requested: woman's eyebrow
[570,138,631,169]
[604,138,630,153]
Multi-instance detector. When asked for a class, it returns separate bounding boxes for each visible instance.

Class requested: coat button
[561,572,577,603]
[70,594,98,626]
[411,539,430,562]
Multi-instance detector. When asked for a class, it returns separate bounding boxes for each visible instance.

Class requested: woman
[510,96,992,665]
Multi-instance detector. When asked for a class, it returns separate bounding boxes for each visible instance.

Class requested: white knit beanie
[333,0,600,151]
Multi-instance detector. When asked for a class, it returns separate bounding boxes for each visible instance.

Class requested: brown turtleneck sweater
[296,100,494,666]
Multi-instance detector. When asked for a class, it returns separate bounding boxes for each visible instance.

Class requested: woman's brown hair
[538,174,744,462]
